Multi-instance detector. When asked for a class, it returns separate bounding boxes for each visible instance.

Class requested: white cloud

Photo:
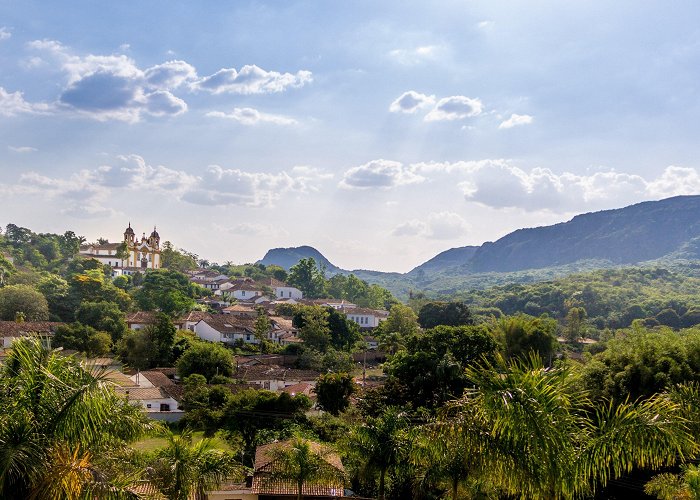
[216,222,290,237]
[8,146,37,153]
[206,107,298,126]
[425,96,483,121]
[388,45,443,65]
[0,87,51,116]
[393,212,470,240]
[0,27,10,41]
[499,113,534,129]
[389,91,436,113]
[339,159,424,189]
[144,60,197,89]
[477,20,494,29]
[195,64,312,94]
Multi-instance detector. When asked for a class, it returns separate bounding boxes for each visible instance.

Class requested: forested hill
[469,195,700,272]
[258,246,342,273]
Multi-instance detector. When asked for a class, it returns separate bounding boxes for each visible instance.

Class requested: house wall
[194,321,223,343]
[232,289,262,300]
[275,286,303,300]
[347,314,383,328]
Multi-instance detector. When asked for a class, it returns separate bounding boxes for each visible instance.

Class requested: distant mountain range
[258,196,700,297]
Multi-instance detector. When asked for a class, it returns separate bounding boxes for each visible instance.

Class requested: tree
[346,407,410,500]
[297,306,332,352]
[0,284,49,321]
[53,322,112,357]
[117,314,177,370]
[75,300,128,342]
[36,273,72,321]
[325,307,361,351]
[264,438,346,500]
[145,428,243,500]
[176,341,234,381]
[254,308,272,342]
[436,354,697,498]
[418,301,473,329]
[287,258,325,298]
[0,337,151,497]
[132,268,200,314]
[377,303,419,339]
[491,314,557,362]
[222,389,312,466]
[564,306,587,342]
[0,254,15,286]
[314,372,356,415]
[383,325,499,409]
[645,465,700,499]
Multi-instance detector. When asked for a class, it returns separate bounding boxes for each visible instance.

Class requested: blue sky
[2,1,700,272]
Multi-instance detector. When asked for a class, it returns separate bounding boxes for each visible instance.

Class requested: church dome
[124,223,135,235]
[150,227,160,239]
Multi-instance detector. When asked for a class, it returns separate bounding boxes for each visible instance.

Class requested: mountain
[407,246,479,276]
[468,195,700,272]
[258,245,342,273]
[257,196,700,298]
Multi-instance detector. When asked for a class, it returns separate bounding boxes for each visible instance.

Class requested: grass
[131,430,233,452]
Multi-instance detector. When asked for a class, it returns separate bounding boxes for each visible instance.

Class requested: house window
[246,334,251,341]
[160,403,170,411]
[242,291,246,296]
[146,404,152,408]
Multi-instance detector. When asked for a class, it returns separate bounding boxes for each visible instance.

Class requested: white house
[344,308,389,329]
[0,321,59,349]
[194,316,259,345]
[115,386,181,413]
[220,280,264,300]
[262,278,303,300]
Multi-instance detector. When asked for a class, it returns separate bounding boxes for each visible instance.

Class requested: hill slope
[258,245,342,273]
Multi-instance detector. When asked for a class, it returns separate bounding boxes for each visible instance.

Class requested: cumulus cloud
[206,107,298,125]
[0,27,10,41]
[195,64,312,94]
[393,212,470,239]
[499,113,533,129]
[339,159,424,189]
[389,91,435,113]
[8,155,329,216]
[8,146,37,153]
[425,96,483,121]
[0,87,51,116]
[23,40,310,122]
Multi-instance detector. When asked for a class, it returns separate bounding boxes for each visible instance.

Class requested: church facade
[78,223,162,276]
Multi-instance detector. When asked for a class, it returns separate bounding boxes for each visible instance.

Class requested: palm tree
[437,354,697,499]
[263,437,346,500]
[0,336,152,498]
[645,465,700,499]
[144,428,243,500]
[346,407,409,500]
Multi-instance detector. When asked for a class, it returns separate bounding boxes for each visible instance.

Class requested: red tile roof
[0,321,61,338]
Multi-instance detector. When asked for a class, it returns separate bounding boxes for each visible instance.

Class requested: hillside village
[2,218,700,499]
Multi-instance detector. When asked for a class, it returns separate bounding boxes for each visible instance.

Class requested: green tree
[314,372,356,415]
[132,268,201,314]
[0,254,15,286]
[436,354,697,498]
[75,300,128,342]
[0,284,49,321]
[145,428,243,500]
[491,314,557,362]
[645,465,700,500]
[176,341,234,382]
[222,389,312,466]
[346,407,409,500]
[264,438,346,500]
[0,337,151,497]
[418,301,473,329]
[117,314,176,370]
[36,273,72,321]
[564,306,587,342]
[297,306,332,352]
[287,258,325,298]
[377,303,419,339]
[53,322,112,357]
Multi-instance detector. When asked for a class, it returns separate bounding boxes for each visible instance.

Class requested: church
[78,223,162,276]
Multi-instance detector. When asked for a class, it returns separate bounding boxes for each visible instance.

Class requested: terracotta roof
[140,371,175,387]
[80,242,122,251]
[343,307,389,317]
[105,370,139,387]
[228,281,263,292]
[0,321,61,338]
[115,386,172,400]
[179,311,213,323]
[223,304,256,313]
[253,440,345,496]
[261,277,288,288]
[198,316,255,334]
[237,365,320,382]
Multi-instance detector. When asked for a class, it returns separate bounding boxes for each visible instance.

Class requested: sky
[2,1,700,273]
